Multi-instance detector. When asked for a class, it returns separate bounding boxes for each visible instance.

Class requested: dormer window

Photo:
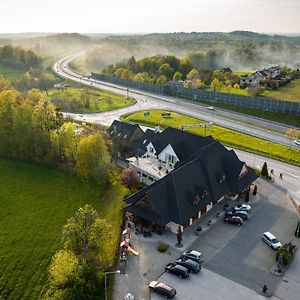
[149,147,154,153]
[219,174,226,184]
[124,134,127,139]
[143,139,147,144]
[202,190,208,198]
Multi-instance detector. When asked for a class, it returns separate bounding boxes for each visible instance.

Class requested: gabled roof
[133,127,214,161]
[125,140,258,226]
[108,120,144,145]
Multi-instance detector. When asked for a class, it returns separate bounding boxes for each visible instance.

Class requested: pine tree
[261,162,269,178]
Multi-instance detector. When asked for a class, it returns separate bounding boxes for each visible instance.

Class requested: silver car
[262,232,282,250]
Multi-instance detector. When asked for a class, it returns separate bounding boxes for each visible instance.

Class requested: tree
[253,185,257,195]
[173,71,182,81]
[49,250,81,288]
[261,161,269,177]
[156,75,167,85]
[210,78,223,92]
[121,168,140,189]
[186,68,199,81]
[194,79,206,89]
[62,205,113,265]
[246,86,264,96]
[75,133,110,181]
[158,63,174,79]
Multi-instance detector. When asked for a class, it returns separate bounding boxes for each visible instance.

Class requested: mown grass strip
[121,110,300,166]
[0,159,124,299]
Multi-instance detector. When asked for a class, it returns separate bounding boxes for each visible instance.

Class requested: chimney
[154,126,160,133]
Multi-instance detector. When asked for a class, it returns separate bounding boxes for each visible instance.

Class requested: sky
[1,0,300,34]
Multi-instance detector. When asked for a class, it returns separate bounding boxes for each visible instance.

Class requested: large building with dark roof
[109,121,258,232]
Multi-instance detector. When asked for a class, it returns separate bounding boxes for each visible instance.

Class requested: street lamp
[104,270,121,300]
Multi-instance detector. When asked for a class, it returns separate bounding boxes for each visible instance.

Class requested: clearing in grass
[0,159,125,300]
[121,110,300,166]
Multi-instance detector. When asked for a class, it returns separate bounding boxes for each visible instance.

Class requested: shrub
[262,284,268,293]
[157,243,169,253]
[276,246,294,265]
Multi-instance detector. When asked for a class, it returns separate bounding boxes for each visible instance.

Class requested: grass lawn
[0,159,125,300]
[263,79,300,102]
[48,87,136,113]
[219,86,249,96]
[0,63,26,80]
[232,69,255,77]
[121,110,300,166]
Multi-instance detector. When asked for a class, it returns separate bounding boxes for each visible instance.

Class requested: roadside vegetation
[48,86,136,113]
[121,110,300,166]
[263,79,300,102]
[0,159,125,300]
[0,82,128,299]
[0,63,26,80]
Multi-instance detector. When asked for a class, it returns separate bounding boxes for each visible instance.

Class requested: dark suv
[165,263,190,278]
[149,281,176,298]
[176,258,201,273]
[224,215,243,226]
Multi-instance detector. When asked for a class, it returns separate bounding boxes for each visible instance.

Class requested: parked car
[181,249,204,264]
[149,281,176,298]
[262,232,282,250]
[233,204,251,212]
[165,263,190,278]
[176,257,201,273]
[225,210,248,220]
[224,215,243,226]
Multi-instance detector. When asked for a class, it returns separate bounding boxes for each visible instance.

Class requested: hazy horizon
[1,0,300,34]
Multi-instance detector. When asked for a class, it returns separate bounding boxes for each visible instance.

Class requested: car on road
[176,258,201,273]
[206,106,215,111]
[225,210,248,220]
[123,292,135,300]
[165,263,190,278]
[181,249,204,264]
[262,232,282,250]
[224,215,243,226]
[294,140,300,146]
[233,204,251,212]
[149,281,176,298]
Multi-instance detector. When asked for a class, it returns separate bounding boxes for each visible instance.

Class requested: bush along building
[108,121,258,233]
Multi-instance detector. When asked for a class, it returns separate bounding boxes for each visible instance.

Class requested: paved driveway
[152,179,299,299]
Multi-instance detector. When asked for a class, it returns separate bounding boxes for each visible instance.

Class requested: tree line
[0,82,116,188]
[0,45,41,70]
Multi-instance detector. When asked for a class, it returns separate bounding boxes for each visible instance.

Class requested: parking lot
[152,180,299,299]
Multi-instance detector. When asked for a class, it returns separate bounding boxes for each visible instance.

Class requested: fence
[91,73,300,115]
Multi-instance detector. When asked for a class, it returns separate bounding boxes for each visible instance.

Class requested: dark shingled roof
[108,120,144,145]
[133,127,214,162]
[125,140,258,226]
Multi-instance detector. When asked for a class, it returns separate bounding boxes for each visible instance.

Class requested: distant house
[122,123,257,232]
[252,71,267,82]
[239,76,259,87]
[220,67,232,73]
[108,120,144,158]
[263,66,280,79]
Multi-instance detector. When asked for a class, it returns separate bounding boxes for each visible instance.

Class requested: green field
[0,63,26,80]
[0,159,124,299]
[263,79,300,102]
[48,87,136,113]
[122,110,300,166]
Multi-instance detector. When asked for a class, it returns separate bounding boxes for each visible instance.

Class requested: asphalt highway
[52,54,300,200]
[53,54,299,148]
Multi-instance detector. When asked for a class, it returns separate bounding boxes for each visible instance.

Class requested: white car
[233,204,251,212]
[262,232,282,250]
[206,106,215,111]
[294,140,300,146]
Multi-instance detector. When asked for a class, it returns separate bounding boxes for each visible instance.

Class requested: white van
[262,232,282,250]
